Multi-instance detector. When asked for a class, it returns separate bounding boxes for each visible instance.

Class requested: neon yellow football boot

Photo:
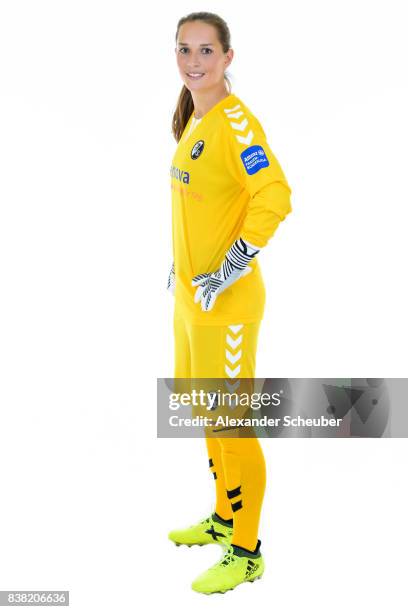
[168,512,233,547]
[191,540,264,594]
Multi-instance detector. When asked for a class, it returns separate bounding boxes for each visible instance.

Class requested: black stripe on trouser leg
[231,500,243,512]
[226,486,241,499]
[208,458,217,479]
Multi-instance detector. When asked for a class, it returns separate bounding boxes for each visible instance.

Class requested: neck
[191,85,231,119]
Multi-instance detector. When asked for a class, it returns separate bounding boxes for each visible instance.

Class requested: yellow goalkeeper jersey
[170,92,292,326]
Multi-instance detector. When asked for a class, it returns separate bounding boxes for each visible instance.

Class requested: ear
[225,47,234,69]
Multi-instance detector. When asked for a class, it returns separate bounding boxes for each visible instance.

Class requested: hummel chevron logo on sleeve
[236,130,254,145]
[224,104,254,146]
[229,118,248,131]
[223,104,241,113]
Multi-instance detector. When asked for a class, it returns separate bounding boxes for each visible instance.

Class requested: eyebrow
[177,43,214,46]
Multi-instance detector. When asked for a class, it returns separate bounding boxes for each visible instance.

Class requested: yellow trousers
[173,310,267,552]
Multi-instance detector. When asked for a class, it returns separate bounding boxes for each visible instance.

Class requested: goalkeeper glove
[167,261,175,296]
[192,238,260,312]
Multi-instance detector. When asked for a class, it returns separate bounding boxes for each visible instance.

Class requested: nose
[187,50,202,68]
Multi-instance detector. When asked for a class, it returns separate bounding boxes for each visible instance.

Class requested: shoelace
[217,546,237,569]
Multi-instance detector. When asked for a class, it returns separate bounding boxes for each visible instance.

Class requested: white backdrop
[0,1,407,610]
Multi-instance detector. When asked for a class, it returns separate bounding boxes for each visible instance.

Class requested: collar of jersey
[190,92,237,125]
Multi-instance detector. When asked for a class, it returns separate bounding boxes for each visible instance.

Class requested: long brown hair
[172,12,232,143]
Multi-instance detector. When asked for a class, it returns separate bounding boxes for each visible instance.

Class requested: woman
[167,12,292,594]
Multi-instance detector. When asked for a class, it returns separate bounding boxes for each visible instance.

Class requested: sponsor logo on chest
[170,164,190,184]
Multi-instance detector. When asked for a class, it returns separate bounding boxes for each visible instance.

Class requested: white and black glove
[192,238,260,312]
[167,261,175,296]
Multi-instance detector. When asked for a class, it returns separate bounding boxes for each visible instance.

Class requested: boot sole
[194,572,264,595]
[173,541,231,547]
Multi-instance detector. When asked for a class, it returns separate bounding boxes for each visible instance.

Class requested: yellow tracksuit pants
[173,310,267,552]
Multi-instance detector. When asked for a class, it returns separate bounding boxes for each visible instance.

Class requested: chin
[184,83,203,92]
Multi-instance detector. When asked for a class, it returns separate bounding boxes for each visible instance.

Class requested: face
[175,20,233,92]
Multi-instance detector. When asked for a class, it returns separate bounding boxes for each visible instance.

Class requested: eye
[178,47,188,54]
[201,47,213,54]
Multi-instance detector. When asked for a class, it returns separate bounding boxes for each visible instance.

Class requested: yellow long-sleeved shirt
[170,92,292,325]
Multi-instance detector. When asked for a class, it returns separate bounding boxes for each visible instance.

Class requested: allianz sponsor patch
[240,145,270,175]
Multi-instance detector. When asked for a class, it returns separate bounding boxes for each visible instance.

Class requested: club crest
[191,140,205,159]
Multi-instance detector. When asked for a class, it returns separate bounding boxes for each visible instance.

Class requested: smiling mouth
[186,72,205,79]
